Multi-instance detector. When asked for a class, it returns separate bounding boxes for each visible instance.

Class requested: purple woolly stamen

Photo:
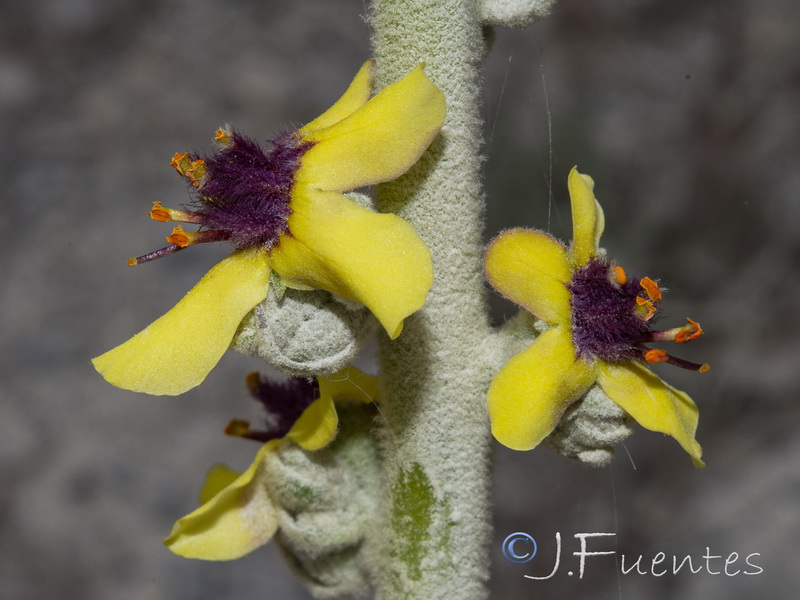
[128,244,185,266]
[568,258,650,362]
[190,130,312,251]
[242,374,320,442]
[131,129,312,268]
[567,258,709,372]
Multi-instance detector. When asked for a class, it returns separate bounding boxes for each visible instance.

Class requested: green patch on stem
[391,463,434,582]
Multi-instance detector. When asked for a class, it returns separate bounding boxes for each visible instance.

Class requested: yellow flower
[165,366,378,561]
[484,168,708,467]
[92,61,445,396]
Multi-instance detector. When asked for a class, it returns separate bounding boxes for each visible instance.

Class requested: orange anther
[127,257,138,267]
[245,371,261,391]
[148,203,203,224]
[644,349,669,364]
[185,159,206,187]
[149,201,171,222]
[636,296,657,320]
[614,265,627,285]
[675,318,704,343]
[699,363,711,373]
[640,277,662,301]
[215,128,232,145]
[170,152,192,176]
[224,419,251,437]
[166,225,191,247]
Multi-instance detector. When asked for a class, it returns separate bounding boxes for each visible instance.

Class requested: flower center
[568,258,648,362]
[568,258,708,371]
[128,128,311,266]
[225,373,320,443]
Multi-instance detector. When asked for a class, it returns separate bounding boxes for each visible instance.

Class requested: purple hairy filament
[128,128,311,266]
[225,374,320,443]
[568,258,709,373]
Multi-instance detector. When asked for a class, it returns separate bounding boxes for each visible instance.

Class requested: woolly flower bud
[232,286,377,377]
[265,404,381,598]
[543,385,633,467]
[480,0,557,27]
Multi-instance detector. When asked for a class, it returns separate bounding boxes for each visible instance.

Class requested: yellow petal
[270,190,433,339]
[298,60,375,136]
[568,167,605,267]
[282,366,380,451]
[488,327,597,451]
[165,441,280,560]
[297,64,446,192]
[92,249,271,396]
[286,394,339,451]
[597,361,704,467]
[484,228,572,326]
[198,464,241,505]
[319,365,380,404]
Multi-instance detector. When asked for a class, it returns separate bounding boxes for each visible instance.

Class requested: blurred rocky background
[1,0,797,598]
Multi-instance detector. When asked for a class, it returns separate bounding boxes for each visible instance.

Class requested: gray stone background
[2,0,798,598]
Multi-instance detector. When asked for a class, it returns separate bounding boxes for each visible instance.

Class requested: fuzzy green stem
[369,1,494,598]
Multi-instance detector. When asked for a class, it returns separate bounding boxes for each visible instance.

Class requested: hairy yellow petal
[597,361,704,467]
[285,366,381,450]
[488,327,597,451]
[568,166,604,267]
[271,191,432,339]
[298,60,375,136]
[92,249,271,396]
[286,395,339,451]
[484,228,572,326]
[298,64,445,192]
[199,464,241,505]
[320,365,380,404]
[165,441,279,560]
